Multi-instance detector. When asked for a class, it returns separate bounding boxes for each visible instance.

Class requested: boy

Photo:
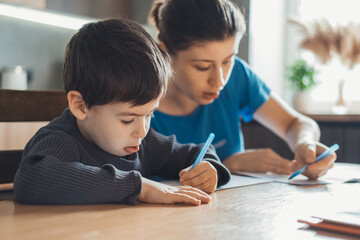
[13,19,230,205]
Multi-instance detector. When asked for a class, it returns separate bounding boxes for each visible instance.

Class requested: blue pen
[289,143,339,180]
[191,133,215,170]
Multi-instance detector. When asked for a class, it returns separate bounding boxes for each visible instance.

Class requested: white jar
[292,90,313,114]
[1,66,28,90]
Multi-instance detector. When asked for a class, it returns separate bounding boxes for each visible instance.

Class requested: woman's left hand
[290,141,337,180]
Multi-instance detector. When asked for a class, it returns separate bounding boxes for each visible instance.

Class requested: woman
[148,0,336,179]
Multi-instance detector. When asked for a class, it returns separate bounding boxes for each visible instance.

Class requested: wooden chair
[0,89,68,200]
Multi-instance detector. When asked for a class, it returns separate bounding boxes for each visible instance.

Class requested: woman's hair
[63,19,172,108]
[148,0,246,54]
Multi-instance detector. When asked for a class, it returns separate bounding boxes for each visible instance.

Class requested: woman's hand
[138,178,211,206]
[223,149,293,175]
[179,161,218,193]
[291,141,337,180]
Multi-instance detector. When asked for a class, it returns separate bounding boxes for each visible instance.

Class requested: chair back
[0,89,68,186]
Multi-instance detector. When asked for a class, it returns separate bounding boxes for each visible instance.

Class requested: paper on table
[233,171,330,185]
[233,162,360,186]
[160,175,272,191]
[216,175,272,191]
[322,163,360,183]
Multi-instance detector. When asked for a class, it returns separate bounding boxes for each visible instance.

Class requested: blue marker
[289,143,339,180]
[191,133,215,170]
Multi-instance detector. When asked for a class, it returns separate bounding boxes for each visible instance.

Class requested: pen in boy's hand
[288,143,339,180]
[191,133,215,170]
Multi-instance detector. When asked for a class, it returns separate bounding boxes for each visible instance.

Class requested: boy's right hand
[138,177,211,206]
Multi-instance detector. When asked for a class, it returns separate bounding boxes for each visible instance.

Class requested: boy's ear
[67,90,88,120]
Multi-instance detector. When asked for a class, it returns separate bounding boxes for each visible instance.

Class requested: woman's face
[170,35,241,105]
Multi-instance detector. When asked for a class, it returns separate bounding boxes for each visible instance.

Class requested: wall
[0,15,75,90]
[248,0,287,97]
[132,0,250,62]
[0,0,250,90]
[46,0,132,19]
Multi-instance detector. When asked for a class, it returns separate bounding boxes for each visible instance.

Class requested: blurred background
[1,0,360,162]
[1,0,360,114]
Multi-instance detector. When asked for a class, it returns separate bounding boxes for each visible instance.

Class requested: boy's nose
[133,118,147,139]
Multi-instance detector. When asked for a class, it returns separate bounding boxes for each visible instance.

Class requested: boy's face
[77,96,161,157]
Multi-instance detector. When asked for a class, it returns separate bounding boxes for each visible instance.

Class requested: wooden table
[1,166,360,240]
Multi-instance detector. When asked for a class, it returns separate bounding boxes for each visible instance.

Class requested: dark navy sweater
[14,109,230,205]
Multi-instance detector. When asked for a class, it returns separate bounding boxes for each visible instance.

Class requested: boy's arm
[143,129,231,186]
[14,134,142,205]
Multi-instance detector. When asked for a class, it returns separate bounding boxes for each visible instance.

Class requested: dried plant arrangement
[289,18,360,69]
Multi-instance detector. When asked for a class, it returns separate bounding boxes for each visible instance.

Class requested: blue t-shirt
[151,57,271,161]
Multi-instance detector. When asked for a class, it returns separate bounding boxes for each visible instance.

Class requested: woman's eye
[195,66,210,71]
[146,113,155,119]
[122,119,134,125]
[224,58,234,65]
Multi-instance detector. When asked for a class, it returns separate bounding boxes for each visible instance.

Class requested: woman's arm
[222,148,293,174]
[224,92,336,179]
[253,92,320,152]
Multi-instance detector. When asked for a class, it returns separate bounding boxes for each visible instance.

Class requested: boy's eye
[122,119,134,125]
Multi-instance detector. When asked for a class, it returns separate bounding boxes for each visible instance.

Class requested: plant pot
[292,90,313,113]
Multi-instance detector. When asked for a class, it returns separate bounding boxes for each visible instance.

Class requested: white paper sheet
[233,162,360,185]
[160,174,272,190]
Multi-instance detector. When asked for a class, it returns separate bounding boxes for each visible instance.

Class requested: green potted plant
[286,59,317,113]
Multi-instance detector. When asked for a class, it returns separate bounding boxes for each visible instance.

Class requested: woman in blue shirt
[149,0,336,179]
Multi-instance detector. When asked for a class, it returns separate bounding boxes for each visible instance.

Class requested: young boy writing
[13,19,230,205]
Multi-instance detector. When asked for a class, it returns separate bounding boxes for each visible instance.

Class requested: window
[297,0,360,113]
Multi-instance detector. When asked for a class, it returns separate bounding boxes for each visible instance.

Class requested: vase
[332,78,348,114]
[292,90,313,113]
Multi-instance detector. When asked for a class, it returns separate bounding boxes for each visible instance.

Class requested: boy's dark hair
[148,0,246,55]
[63,18,172,108]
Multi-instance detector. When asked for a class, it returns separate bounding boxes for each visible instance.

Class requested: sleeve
[232,58,271,122]
[142,129,231,186]
[14,133,142,205]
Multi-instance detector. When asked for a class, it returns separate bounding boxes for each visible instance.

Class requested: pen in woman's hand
[289,143,339,180]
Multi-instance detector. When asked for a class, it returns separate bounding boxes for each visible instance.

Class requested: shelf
[306,114,360,123]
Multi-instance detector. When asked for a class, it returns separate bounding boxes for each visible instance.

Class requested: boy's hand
[179,161,218,193]
[138,178,211,206]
